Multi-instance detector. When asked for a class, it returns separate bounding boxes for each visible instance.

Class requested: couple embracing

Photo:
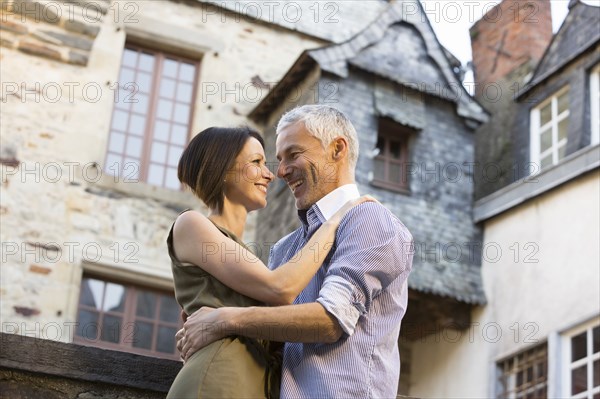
[166,105,413,398]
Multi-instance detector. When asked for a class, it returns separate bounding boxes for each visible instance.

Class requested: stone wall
[0,0,324,343]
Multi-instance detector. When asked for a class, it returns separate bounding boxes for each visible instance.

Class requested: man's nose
[276,161,288,179]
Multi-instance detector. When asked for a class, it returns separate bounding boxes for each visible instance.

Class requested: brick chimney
[470,0,553,97]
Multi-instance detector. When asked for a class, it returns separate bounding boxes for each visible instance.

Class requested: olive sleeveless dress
[166,212,280,399]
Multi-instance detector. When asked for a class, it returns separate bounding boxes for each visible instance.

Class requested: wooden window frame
[371,117,412,194]
[74,275,182,360]
[104,43,200,190]
[496,343,548,398]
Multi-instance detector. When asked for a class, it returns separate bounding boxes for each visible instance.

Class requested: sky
[422,0,573,67]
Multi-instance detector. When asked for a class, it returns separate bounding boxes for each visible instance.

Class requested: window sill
[73,164,199,211]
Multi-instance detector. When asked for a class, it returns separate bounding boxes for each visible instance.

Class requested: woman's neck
[208,203,247,238]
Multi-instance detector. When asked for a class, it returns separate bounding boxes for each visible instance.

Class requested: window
[590,64,600,146]
[105,45,199,190]
[530,87,570,171]
[496,344,548,398]
[562,321,600,398]
[371,118,412,193]
[74,276,182,360]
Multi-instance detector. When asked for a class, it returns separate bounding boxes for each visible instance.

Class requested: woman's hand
[178,306,228,362]
[328,195,378,225]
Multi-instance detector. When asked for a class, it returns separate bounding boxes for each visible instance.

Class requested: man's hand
[178,306,229,361]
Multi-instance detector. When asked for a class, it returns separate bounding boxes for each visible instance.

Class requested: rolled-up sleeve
[316,202,413,336]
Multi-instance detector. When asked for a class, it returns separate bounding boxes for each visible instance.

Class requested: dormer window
[530,87,570,171]
[371,118,413,193]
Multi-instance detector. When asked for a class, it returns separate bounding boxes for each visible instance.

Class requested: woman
[166,127,372,399]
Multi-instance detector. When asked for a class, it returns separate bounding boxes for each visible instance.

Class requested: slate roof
[519,0,600,96]
[251,1,488,124]
[409,263,486,305]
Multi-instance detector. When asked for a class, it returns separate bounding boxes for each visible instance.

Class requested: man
[179,105,413,398]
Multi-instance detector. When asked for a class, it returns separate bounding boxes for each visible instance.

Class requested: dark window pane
[557,144,567,161]
[376,137,385,153]
[526,366,533,382]
[540,128,552,153]
[572,365,587,395]
[558,118,568,142]
[540,102,552,126]
[157,326,177,353]
[80,278,104,309]
[594,359,599,388]
[572,332,587,362]
[76,310,99,340]
[389,163,401,184]
[136,291,157,318]
[593,326,599,354]
[390,140,401,159]
[160,295,180,323]
[100,315,122,344]
[557,90,569,114]
[540,153,553,169]
[133,321,153,349]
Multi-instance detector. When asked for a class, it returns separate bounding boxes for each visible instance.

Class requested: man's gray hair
[276,105,359,168]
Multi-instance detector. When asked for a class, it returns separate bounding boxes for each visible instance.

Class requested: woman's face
[223,137,274,212]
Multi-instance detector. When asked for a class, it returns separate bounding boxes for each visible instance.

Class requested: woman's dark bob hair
[178,126,265,213]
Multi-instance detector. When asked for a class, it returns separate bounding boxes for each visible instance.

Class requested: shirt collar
[297,184,360,230]
[316,184,361,221]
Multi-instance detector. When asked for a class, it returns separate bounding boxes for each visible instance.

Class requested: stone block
[67,50,88,66]
[63,18,100,38]
[40,30,94,51]
[17,39,62,61]
[0,19,29,35]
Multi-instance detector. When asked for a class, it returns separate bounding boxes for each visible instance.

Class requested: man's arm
[180,303,342,361]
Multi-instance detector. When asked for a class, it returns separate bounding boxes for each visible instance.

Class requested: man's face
[275,122,338,210]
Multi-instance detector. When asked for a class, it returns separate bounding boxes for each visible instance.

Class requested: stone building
[248,0,489,391]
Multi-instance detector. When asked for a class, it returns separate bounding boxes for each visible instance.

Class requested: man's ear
[331,137,348,160]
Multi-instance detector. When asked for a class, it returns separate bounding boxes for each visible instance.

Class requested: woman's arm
[173,196,374,306]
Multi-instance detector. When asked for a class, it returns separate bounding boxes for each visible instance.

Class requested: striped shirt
[268,185,414,398]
